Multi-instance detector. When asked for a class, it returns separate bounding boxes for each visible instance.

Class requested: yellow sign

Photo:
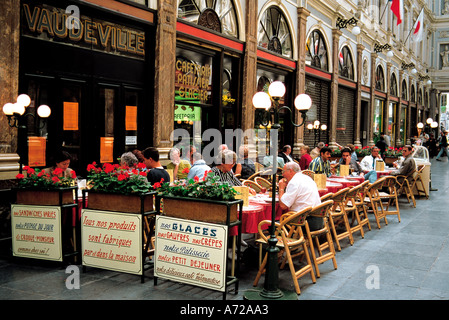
[314,174,327,189]
[233,186,249,207]
[339,165,349,177]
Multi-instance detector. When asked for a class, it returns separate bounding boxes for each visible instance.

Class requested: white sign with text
[81,209,142,275]
[11,204,62,261]
[154,216,228,292]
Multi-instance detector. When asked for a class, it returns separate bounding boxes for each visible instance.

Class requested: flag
[390,0,404,25]
[339,51,344,66]
[413,9,424,42]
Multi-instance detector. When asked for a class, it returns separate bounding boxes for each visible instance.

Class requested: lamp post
[244,81,311,300]
[307,120,327,147]
[3,94,51,173]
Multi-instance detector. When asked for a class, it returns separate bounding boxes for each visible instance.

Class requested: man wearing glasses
[391,145,416,184]
[360,147,384,183]
[279,162,322,230]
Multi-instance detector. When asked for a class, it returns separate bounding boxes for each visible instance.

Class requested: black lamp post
[307,120,327,147]
[244,81,311,300]
[3,94,51,173]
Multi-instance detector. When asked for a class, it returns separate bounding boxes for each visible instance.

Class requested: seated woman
[211,149,242,186]
[120,151,139,168]
[43,150,75,178]
[166,147,191,181]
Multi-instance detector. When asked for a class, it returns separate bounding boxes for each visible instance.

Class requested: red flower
[16,173,25,179]
[103,163,114,174]
[117,173,127,181]
[137,163,146,170]
[37,171,45,177]
[87,163,96,171]
[52,176,60,184]
[182,167,190,174]
[71,170,77,179]
[153,182,161,189]
[194,176,199,182]
[160,178,165,183]
[53,168,63,176]
[139,171,147,177]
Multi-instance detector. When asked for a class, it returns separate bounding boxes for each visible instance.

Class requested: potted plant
[14,166,77,205]
[384,146,403,165]
[156,171,242,224]
[85,162,156,213]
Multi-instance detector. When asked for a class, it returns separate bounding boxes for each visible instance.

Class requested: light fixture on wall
[374,42,393,57]
[336,16,360,35]
[418,74,432,85]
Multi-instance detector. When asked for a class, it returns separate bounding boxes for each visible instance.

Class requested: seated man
[390,145,416,184]
[187,152,211,181]
[338,147,364,177]
[308,146,333,177]
[142,147,171,185]
[360,146,384,183]
[278,162,322,231]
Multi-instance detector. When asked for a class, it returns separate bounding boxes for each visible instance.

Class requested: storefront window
[257,6,293,58]
[375,65,385,91]
[177,0,238,38]
[306,30,328,71]
[338,46,354,80]
[400,106,406,145]
[390,73,398,96]
[388,102,396,141]
[401,80,408,100]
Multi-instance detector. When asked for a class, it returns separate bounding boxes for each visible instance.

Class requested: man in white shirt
[278,162,322,230]
[360,147,384,183]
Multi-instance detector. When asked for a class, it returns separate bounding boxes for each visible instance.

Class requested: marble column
[396,70,404,146]
[368,52,378,146]
[328,29,342,150]
[292,7,310,157]
[153,0,177,163]
[0,0,20,180]
[354,43,364,148]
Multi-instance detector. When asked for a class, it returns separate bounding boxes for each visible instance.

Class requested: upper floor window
[401,80,408,100]
[178,0,238,38]
[257,6,293,58]
[390,73,398,96]
[338,46,354,80]
[411,84,416,103]
[375,65,385,91]
[306,30,328,71]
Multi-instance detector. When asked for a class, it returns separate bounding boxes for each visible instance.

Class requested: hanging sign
[100,137,114,163]
[28,136,46,167]
[125,106,137,131]
[11,205,62,261]
[154,216,228,292]
[63,102,79,130]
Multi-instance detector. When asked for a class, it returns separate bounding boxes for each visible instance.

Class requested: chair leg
[328,214,341,251]
[253,252,267,287]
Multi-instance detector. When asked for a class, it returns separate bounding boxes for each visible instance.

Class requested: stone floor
[1,157,449,301]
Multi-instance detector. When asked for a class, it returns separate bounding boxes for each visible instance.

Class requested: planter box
[87,191,155,214]
[16,188,74,206]
[384,157,398,165]
[161,196,241,224]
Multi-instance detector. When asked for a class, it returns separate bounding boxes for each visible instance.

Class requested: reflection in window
[402,80,408,100]
[177,0,238,38]
[375,65,385,91]
[257,6,293,58]
[338,46,354,80]
[306,30,328,71]
[390,73,398,96]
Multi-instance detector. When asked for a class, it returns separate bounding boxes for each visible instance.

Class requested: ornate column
[153,0,177,162]
[396,70,404,146]
[354,43,364,147]
[385,62,391,137]
[292,7,310,156]
[406,80,412,145]
[328,28,342,150]
[0,0,20,180]
[369,52,378,146]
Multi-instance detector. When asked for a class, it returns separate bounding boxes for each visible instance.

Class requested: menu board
[154,216,228,292]
[28,136,46,167]
[125,106,138,131]
[100,137,114,163]
[81,209,142,275]
[63,102,79,130]
[11,205,62,261]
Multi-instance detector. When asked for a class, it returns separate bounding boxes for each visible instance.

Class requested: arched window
[375,65,385,91]
[401,80,408,100]
[338,46,354,80]
[306,30,328,71]
[411,84,416,102]
[257,6,293,58]
[390,73,398,96]
[177,0,238,38]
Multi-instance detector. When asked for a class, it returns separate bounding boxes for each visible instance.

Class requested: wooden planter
[15,188,74,206]
[161,196,241,224]
[87,191,155,214]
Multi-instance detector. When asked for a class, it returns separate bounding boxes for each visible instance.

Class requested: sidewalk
[1,158,448,300]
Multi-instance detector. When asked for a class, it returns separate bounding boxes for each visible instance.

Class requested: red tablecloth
[330,175,364,184]
[318,188,329,196]
[376,170,394,179]
[325,181,344,193]
[229,196,284,236]
[327,178,360,188]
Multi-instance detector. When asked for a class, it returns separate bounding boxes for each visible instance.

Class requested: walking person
[436,131,449,161]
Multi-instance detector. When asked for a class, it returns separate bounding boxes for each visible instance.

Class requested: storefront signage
[175,59,211,103]
[174,105,201,122]
[11,205,62,261]
[28,136,46,167]
[81,209,143,275]
[22,3,145,59]
[154,216,228,292]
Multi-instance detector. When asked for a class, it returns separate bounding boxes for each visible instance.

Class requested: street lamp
[2,94,51,173]
[307,120,327,147]
[245,81,311,300]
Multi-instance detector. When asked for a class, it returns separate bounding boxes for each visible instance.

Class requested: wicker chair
[378,176,401,223]
[365,177,388,229]
[344,183,370,239]
[328,187,354,251]
[242,180,263,193]
[301,170,315,179]
[255,177,272,190]
[253,207,316,294]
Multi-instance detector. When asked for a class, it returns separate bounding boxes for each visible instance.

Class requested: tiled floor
[1,157,448,300]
